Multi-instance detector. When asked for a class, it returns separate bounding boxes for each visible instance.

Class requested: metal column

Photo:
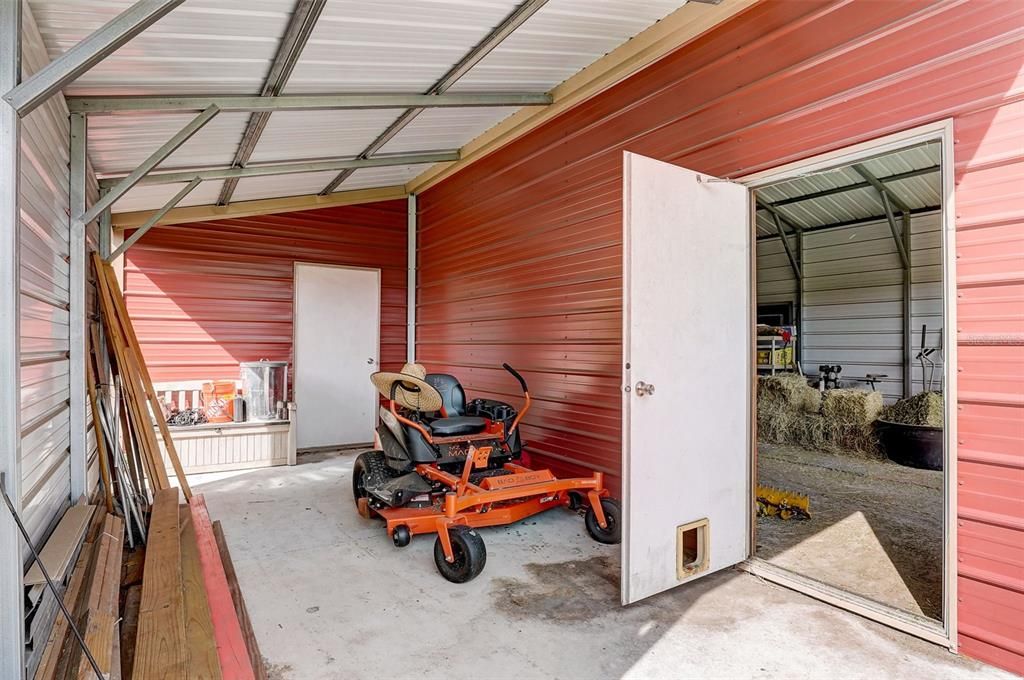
[69,113,88,499]
[407,193,417,363]
[902,211,914,396]
[0,2,24,676]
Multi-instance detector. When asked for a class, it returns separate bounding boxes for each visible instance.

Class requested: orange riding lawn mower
[352,362,620,583]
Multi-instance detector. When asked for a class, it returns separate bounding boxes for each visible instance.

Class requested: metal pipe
[2,0,185,117]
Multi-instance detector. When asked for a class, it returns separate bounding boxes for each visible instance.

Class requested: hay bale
[758,374,819,413]
[821,388,883,424]
[882,391,944,427]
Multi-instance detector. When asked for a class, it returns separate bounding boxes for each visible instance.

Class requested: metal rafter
[2,0,184,116]
[81,105,219,224]
[319,0,551,196]
[754,205,939,241]
[66,92,552,114]
[98,150,460,188]
[218,0,327,206]
[767,165,939,209]
[851,163,913,214]
[761,202,801,280]
[107,178,202,262]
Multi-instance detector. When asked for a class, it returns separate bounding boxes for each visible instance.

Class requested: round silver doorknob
[367,358,375,364]
[635,381,655,397]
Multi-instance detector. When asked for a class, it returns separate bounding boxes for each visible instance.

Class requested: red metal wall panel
[124,200,407,385]
[417,1,1024,672]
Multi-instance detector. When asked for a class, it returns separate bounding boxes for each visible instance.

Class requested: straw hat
[370,362,443,412]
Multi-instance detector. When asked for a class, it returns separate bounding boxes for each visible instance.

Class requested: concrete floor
[757,444,944,619]
[191,450,1009,680]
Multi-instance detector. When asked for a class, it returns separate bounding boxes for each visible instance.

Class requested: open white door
[621,152,751,605]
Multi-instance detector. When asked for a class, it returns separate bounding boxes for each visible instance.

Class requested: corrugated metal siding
[757,211,944,402]
[123,200,407,384]
[19,1,70,554]
[417,1,1024,671]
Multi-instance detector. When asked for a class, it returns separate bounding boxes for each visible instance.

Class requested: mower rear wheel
[352,451,387,506]
[585,498,622,545]
[433,526,486,583]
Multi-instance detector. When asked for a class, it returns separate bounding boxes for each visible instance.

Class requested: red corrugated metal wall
[417,0,1024,672]
[124,200,407,385]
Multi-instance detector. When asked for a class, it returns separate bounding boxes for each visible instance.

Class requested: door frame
[292,262,381,449]
[736,120,958,650]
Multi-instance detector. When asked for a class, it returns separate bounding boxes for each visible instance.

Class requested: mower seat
[429,416,487,437]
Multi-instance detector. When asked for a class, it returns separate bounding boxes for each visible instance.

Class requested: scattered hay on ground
[881,391,944,427]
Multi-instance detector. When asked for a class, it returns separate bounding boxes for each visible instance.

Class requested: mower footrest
[479,469,555,490]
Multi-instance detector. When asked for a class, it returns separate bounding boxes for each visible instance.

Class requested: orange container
[201,381,235,423]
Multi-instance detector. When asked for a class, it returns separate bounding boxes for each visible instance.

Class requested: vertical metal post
[902,211,913,397]
[0,1,24,676]
[98,193,111,259]
[797,230,805,371]
[69,113,87,499]
[407,193,417,363]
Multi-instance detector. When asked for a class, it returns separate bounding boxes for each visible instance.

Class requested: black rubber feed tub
[876,419,944,471]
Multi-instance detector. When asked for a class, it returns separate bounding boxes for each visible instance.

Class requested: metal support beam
[902,211,913,397]
[852,162,913,214]
[765,165,940,209]
[99,150,459,188]
[770,212,802,280]
[106,178,201,262]
[81,105,218,224]
[755,205,940,241]
[796,229,805,370]
[407,194,417,363]
[880,191,911,269]
[319,0,550,195]
[66,92,552,115]
[2,0,184,117]
[69,114,88,500]
[98,190,112,259]
[0,1,23,676]
[218,0,326,206]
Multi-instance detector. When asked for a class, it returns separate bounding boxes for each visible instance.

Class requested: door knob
[635,381,655,397]
[367,358,375,364]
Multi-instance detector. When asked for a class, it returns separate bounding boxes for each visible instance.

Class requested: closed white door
[294,264,380,449]
[621,152,751,604]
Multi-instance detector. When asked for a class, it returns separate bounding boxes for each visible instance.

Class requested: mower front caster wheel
[392,525,411,548]
[433,526,487,583]
[585,498,622,545]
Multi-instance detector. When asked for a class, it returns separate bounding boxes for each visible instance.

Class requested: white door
[294,264,380,449]
[621,152,751,604]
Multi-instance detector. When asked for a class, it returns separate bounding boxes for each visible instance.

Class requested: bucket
[202,380,236,423]
[876,419,943,471]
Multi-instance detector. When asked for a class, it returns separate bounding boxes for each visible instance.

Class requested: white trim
[740,120,957,650]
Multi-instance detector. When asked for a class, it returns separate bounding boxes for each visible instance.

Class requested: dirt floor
[176,448,1011,680]
[757,443,944,620]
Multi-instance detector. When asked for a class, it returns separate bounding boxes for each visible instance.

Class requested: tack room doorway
[293,263,380,449]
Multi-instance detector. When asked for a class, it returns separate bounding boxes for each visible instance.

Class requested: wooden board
[120,585,142,680]
[134,488,188,680]
[190,496,254,680]
[213,521,266,680]
[78,513,124,678]
[24,504,96,586]
[180,507,222,679]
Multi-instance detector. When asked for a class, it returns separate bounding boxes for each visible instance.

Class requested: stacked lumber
[34,507,124,680]
[132,489,264,680]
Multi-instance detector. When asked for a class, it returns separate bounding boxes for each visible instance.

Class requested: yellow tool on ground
[756,485,811,520]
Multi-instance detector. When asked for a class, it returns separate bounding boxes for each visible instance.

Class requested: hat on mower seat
[370,362,443,413]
